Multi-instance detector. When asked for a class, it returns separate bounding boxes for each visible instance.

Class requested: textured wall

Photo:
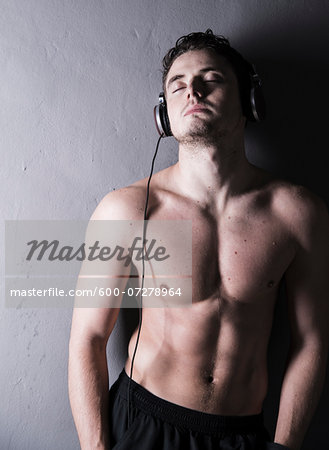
[1,1,328,449]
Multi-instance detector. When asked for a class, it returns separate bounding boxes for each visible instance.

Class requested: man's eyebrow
[199,66,223,73]
[167,74,184,89]
[166,67,224,89]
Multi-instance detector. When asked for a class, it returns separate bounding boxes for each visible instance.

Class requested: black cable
[127,134,163,428]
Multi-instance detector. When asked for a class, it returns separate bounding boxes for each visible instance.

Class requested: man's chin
[174,124,219,145]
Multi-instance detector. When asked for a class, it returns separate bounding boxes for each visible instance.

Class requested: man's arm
[274,194,329,450]
[68,188,144,449]
[68,306,121,449]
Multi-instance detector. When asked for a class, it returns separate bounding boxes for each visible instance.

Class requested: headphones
[154,63,265,137]
[154,93,172,137]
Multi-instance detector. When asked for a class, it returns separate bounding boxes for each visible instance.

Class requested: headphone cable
[127,134,163,427]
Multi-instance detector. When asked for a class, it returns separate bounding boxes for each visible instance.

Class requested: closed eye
[205,78,224,83]
[172,86,185,93]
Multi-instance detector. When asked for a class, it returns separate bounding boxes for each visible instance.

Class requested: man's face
[165,49,245,143]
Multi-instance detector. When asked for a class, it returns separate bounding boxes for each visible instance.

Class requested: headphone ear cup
[160,103,172,137]
[246,65,266,122]
[249,85,266,122]
[154,93,172,137]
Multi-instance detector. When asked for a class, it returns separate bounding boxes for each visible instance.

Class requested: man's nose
[186,78,204,99]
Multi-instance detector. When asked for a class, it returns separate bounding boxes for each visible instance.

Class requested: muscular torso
[124,164,296,415]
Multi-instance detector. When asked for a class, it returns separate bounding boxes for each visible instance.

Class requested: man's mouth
[184,105,209,116]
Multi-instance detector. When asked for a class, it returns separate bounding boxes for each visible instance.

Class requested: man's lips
[184,105,209,116]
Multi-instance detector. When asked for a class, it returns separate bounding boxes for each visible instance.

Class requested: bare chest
[198,215,293,302]
[148,193,295,303]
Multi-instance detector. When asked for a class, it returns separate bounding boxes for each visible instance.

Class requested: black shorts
[108,369,289,450]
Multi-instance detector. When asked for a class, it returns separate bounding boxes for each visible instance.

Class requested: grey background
[1,0,328,449]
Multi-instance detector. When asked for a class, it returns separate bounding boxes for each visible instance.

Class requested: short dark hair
[162,29,252,110]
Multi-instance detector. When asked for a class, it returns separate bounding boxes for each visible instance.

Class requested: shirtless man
[68,30,329,450]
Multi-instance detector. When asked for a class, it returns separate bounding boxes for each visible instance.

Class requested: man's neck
[173,135,256,211]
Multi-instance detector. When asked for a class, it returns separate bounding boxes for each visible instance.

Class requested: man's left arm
[274,196,329,450]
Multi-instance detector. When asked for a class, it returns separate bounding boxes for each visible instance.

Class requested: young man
[68,30,329,450]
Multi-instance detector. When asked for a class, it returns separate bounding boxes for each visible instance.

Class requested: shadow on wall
[244,8,329,205]
[107,305,140,382]
[247,59,329,202]
[245,24,329,450]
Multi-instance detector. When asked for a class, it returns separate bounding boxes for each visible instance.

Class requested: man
[68,30,329,449]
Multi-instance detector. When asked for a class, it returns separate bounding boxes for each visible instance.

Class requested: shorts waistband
[112,369,265,436]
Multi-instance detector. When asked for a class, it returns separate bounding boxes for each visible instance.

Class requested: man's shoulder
[91,179,149,221]
[270,179,326,217]
[268,178,329,239]
[91,164,177,221]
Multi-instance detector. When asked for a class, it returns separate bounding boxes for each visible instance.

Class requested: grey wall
[1,1,328,449]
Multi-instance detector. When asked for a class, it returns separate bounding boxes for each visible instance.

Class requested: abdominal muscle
[124,293,273,416]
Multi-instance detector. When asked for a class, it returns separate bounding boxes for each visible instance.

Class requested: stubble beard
[175,119,227,148]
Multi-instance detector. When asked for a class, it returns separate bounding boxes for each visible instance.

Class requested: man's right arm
[68,188,144,449]
[68,306,121,449]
